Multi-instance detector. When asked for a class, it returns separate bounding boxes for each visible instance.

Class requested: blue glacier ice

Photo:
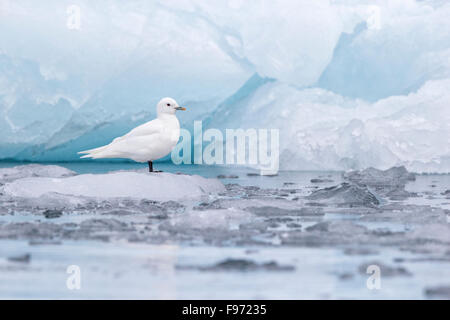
[1,0,450,172]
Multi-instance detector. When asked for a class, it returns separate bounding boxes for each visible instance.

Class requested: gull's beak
[176,106,186,111]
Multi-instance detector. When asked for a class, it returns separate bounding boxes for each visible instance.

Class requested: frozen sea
[0,161,449,299]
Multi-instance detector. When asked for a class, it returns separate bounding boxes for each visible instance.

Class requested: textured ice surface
[1,166,224,201]
[0,164,450,298]
[0,164,75,183]
[344,166,417,199]
[307,183,380,207]
[344,166,416,187]
[207,77,450,173]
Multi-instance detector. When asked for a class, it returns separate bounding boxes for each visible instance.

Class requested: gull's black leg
[148,161,153,172]
[148,160,163,173]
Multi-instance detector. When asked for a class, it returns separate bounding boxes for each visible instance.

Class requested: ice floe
[0,165,224,201]
[0,164,75,183]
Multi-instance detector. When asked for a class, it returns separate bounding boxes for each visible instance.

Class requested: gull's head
[156,97,186,117]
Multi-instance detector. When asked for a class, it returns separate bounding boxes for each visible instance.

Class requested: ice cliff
[1,0,450,172]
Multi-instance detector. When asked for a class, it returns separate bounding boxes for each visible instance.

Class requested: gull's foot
[152,170,164,173]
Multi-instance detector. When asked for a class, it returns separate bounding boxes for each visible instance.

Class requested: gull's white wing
[78,118,163,156]
[112,118,163,143]
[99,134,161,155]
[86,132,170,161]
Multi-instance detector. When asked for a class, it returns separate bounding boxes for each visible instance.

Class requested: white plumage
[78,97,185,169]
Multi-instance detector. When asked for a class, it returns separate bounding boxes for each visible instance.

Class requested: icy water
[0,162,449,299]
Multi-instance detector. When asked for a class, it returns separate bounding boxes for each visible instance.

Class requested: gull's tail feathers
[78,145,109,159]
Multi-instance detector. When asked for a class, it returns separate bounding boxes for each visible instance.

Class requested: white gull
[78,97,186,172]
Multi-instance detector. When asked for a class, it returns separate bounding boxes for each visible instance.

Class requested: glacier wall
[207,75,450,172]
[1,0,450,172]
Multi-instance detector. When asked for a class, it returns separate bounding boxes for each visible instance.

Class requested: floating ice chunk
[306,221,368,235]
[343,166,416,199]
[344,166,415,188]
[179,258,295,272]
[307,183,379,207]
[310,178,334,184]
[9,192,91,211]
[425,286,450,299]
[0,222,62,240]
[43,209,63,219]
[0,164,75,183]
[79,218,132,232]
[1,171,225,201]
[343,248,379,256]
[165,208,251,231]
[7,253,31,264]
[281,220,371,246]
[408,223,450,243]
[246,206,324,217]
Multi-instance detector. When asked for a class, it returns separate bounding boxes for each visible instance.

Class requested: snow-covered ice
[1,168,224,201]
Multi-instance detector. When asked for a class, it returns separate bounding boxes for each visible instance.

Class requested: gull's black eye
[167,103,170,106]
